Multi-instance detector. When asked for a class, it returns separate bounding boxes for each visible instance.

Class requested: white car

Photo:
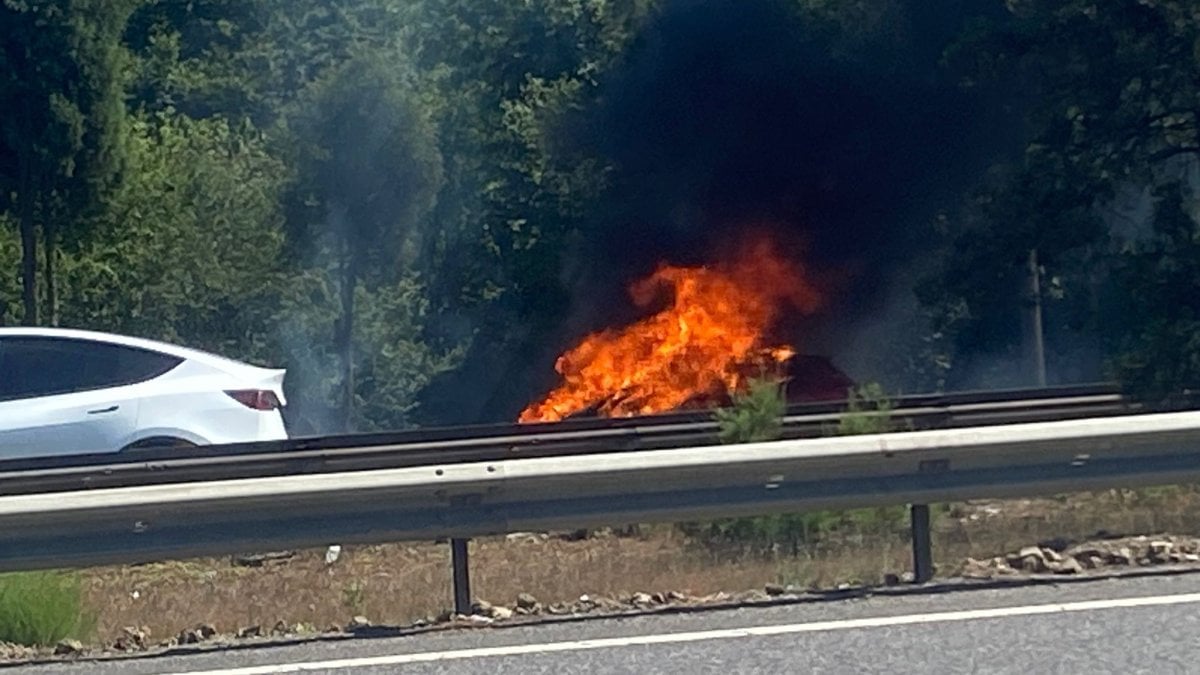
[0,327,289,458]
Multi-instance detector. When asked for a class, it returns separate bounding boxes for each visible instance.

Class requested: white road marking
[163,591,1200,674]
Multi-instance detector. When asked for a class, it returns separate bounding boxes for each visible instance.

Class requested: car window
[0,336,183,401]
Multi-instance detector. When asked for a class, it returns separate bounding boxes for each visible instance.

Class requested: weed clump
[0,571,93,646]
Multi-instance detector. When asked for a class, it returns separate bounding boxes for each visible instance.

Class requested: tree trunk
[338,240,357,433]
[17,155,37,326]
[1023,248,1046,387]
[44,218,58,327]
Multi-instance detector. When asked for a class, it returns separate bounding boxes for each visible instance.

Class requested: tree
[922,0,1200,390]
[58,112,291,359]
[284,52,444,431]
[1102,182,1200,402]
[0,0,136,325]
[124,0,274,121]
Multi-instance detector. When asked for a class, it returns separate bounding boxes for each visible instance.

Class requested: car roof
[0,327,280,375]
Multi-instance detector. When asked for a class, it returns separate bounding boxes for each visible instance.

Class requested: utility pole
[1024,248,1047,387]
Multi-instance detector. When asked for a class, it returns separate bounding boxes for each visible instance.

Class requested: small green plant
[715,377,787,444]
[835,383,918,536]
[836,382,894,436]
[0,571,94,646]
[342,580,367,614]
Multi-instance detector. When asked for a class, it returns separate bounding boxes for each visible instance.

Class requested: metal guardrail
[2,408,1200,615]
[0,383,1149,495]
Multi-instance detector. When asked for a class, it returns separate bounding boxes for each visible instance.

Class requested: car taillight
[225,389,283,411]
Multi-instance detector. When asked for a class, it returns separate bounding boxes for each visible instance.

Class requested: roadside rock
[237,625,262,639]
[959,557,996,580]
[1011,546,1048,573]
[764,583,786,596]
[54,639,83,656]
[629,592,654,606]
[516,593,540,611]
[469,599,514,620]
[1051,557,1084,574]
[113,626,150,651]
[0,642,39,661]
[980,534,1200,581]
[488,606,514,620]
[177,623,219,644]
[505,532,549,544]
[348,616,371,629]
[1112,547,1134,565]
[1148,540,1174,564]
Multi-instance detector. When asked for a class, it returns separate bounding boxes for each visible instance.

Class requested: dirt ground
[78,485,1200,642]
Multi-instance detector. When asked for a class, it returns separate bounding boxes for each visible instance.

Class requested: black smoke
[557,0,1017,370]
[423,0,1021,424]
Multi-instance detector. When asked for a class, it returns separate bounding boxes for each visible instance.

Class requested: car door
[0,337,168,458]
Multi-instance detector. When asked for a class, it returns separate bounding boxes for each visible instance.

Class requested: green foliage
[0,571,93,646]
[283,51,443,271]
[348,276,467,431]
[0,217,19,325]
[58,111,289,359]
[836,382,895,436]
[715,377,787,444]
[924,0,1200,390]
[341,580,366,614]
[1104,183,1200,402]
[0,0,138,324]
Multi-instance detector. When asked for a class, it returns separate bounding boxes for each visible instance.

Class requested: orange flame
[519,238,822,422]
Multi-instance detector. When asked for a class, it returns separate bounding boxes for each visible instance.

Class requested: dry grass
[76,485,1200,644]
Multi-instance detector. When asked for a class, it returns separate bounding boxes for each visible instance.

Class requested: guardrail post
[910,503,934,583]
[451,537,472,615]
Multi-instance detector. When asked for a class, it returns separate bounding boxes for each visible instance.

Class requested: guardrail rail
[1,382,1199,615]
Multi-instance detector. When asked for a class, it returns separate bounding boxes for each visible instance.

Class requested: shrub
[715,377,788,443]
[835,382,896,435]
[0,571,94,646]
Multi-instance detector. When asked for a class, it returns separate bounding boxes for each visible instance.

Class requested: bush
[715,377,787,443]
[0,572,94,646]
[835,382,896,435]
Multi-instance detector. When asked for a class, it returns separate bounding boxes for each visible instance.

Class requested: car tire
[120,437,197,453]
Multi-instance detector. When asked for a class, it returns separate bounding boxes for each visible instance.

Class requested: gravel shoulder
[15,567,1200,675]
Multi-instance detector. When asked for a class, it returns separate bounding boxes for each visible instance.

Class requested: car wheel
[121,437,197,453]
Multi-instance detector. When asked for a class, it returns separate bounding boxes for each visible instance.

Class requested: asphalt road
[14,572,1200,675]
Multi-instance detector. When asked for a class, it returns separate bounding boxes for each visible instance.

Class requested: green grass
[0,571,94,646]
